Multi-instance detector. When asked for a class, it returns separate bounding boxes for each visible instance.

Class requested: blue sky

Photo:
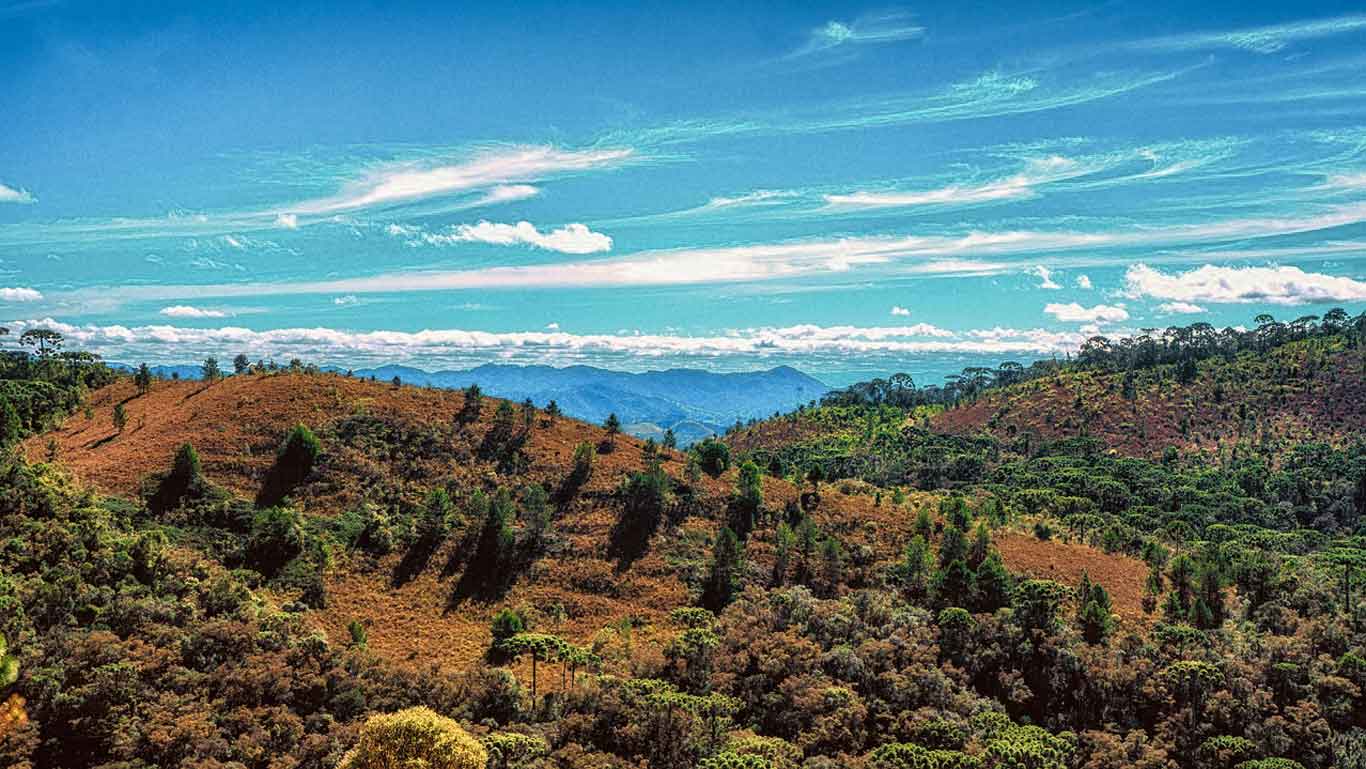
[3,0,1366,385]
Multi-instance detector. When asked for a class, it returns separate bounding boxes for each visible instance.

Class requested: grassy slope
[28,371,1150,673]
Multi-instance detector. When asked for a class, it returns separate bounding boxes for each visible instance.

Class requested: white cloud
[1124,263,1366,305]
[1133,14,1366,54]
[333,295,359,306]
[1076,274,1093,289]
[1044,302,1130,323]
[475,184,540,205]
[791,11,925,58]
[160,305,229,318]
[0,183,34,204]
[1157,301,1207,314]
[288,145,633,214]
[11,318,1095,364]
[705,190,798,209]
[222,235,244,249]
[0,287,42,302]
[274,213,299,229]
[890,306,911,316]
[1032,265,1062,289]
[429,220,613,254]
[1324,173,1366,190]
[825,156,1078,210]
[545,322,560,330]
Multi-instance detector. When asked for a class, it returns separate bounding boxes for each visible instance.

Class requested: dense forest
[2,313,1366,769]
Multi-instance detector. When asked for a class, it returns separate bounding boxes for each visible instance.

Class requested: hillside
[25,372,1150,670]
[6,354,1363,769]
[933,336,1366,458]
[115,362,831,445]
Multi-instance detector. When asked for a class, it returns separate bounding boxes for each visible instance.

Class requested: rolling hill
[114,362,831,445]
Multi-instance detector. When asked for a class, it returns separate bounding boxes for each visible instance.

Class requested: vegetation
[2,311,1365,769]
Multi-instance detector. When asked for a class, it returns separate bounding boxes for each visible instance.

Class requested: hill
[7,333,1365,769]
[114,362,830,446]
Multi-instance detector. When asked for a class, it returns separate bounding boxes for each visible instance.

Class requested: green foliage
[704,527,744,609]
[0,633,17,689]
[245,506,305,576]
[113,402,126,432]
[0,399,21,447]
[737,460,764,513]
[1013,579,1067,635]
[483,732,548,769]
[696,438,732,476]
[256,423,321,507]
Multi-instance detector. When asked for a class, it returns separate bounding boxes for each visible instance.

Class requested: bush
[337,707,487,769]
[245,507,305,576]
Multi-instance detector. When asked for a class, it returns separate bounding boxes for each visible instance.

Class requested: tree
[256,424,321,507]
[521,398,535,429]
[1014,579,1067,635]
[663,428,677,450]
[932,559,973,608]
[818,536,843,597]
[499,633,568,703]
[570,441,595,486]
[202,356,222,381]
[134,363,152,394]
[232,353,250,375]
[467,488,515,588]
[337,707,487,769]
[696,438,731,476]
[112,403,127,433]
[459,384,483,424]
[604,413,621,449]
[736,460,764,516]
[18,328,62,358]
[704,527,743,609]
[974,550,1013,612]
[1078,576,1115,644]
[544,400,560,423]
[902,535,931,600]
[0,399,21,447]
[806,464,825,492]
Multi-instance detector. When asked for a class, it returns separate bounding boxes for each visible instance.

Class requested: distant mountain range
[111,362,830,445]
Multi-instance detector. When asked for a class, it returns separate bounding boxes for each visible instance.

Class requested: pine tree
[903,535,931,600]
[938,525,968,569]
[113,403,127,433]
[974,550,1013,612]
[705,527,743,609]
[134,363,153,394]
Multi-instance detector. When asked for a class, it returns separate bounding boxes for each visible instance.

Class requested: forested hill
[732,310,1366,464]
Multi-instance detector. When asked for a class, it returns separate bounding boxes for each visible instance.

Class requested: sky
[3,0,1366,386]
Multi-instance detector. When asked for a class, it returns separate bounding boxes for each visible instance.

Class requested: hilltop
[112,361,831,446]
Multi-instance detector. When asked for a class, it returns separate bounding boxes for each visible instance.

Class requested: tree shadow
[391,535,439,588]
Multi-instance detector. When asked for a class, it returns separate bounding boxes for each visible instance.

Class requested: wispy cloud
[160,305,229,318]
[1044,302,1128,323]
[0,183,35,204]
[826,156,1080,210]
[0,287,43,302]
[1132,14,1366,54]
[286,145,632,214]
[389,220,613,254]
[890,306,911,316]
[1125,263,1366,305]
[789,10,925,59]
[1075,274,1093,289]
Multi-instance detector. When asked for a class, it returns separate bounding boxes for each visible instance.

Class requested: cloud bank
[1125,264,1366,305]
